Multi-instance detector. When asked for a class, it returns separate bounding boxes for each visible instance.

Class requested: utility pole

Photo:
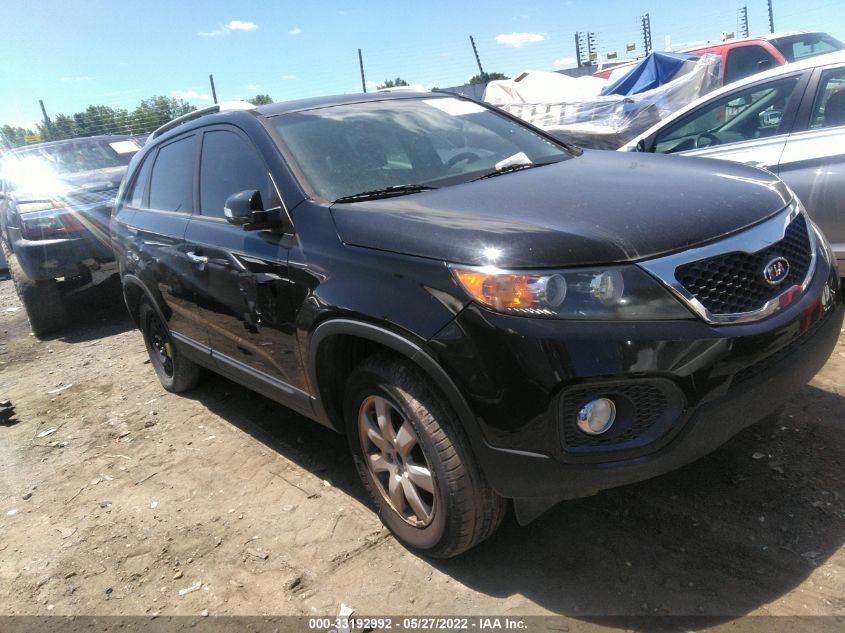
[208,74,218,104]
[641,13,653,55]
[574,32,583,68]
[767,0,775,33]
[358,49,367,93]
[469,35,485,77]
[39,99,52,141]
[739,6,749,38]
[575,31,583,68]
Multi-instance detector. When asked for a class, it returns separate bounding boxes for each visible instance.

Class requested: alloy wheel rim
[358,395,436,527]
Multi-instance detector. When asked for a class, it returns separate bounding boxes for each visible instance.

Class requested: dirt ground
[1,275,844,625]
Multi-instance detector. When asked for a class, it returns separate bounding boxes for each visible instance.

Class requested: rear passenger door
[184,126,303,392]
[778,64,845,261]
[124,133,209,346]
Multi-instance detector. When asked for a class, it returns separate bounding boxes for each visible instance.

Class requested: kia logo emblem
[763,257,790,285]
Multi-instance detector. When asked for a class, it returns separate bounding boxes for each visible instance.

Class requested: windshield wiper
[470,161,551,182]
[333,184,438,203]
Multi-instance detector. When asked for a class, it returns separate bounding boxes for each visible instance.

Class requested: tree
[248,94,273,106]
[3,95,197,145]
[468,71,509,85]
[376,77,410,90]
[0,124,38,149]
[129,96,195,135]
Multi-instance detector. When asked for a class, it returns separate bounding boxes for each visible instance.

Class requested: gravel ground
[1,276,844,626]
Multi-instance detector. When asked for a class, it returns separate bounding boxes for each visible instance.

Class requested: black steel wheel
[139,301,199,393]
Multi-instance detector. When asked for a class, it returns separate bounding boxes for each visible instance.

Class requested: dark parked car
[1,135,142,334]
[111,95,842,557]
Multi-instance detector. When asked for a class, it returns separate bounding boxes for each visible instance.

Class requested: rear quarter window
[125,153,153,208]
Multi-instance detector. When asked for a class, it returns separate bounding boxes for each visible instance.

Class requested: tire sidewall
[344,367,452,553]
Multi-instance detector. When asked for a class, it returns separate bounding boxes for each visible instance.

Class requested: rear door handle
[186,251,208,270]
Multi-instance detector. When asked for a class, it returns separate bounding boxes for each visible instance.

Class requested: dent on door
[185,221,301,386]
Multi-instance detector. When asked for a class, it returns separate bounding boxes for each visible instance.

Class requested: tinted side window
[148,135,196,213]
[199,130,267,218]
[725,45,779,84]
[810,67,845,129]
[126,154,153,208]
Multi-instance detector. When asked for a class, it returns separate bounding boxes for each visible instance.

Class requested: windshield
[1,137,139,191]
[270,97,572,202]
[771,33,844,62]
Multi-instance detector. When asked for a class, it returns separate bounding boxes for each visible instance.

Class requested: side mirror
[224,190,263,226]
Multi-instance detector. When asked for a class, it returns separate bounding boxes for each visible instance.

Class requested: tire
[139,301,199,393]
[2,241,67,337]
[344,353,506,558]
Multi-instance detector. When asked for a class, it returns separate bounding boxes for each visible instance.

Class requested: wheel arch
[121,274,169,328]
[307,319,481,443]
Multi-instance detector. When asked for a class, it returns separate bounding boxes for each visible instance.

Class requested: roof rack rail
[147,101,257,143]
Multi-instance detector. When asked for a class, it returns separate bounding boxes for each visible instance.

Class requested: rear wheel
[344,354,506,558]
[139,301,199,393]
[2,242,67,337]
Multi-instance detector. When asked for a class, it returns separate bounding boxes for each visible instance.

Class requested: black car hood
[13,166,126,203]
[330,150,793,268]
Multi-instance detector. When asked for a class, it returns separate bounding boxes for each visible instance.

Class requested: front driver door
[650,73,808,170]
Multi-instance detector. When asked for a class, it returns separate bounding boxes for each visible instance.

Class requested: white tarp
[483,54,722,149]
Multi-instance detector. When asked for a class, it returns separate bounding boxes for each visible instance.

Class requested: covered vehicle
[622,50,845,273]
[486,53,722,149]
[0,135,142,334]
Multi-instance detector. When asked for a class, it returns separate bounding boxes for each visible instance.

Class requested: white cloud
[288,26,302,36]
[246,83,261,90]
[281,74,298,80]
[172,90,214,102]
[495,32,545,48]
[199,20,258,37]
[226,20,258,31]
[552,57,576,69]
[60,76,93,82]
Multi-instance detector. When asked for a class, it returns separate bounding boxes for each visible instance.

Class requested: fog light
[576,398,616,435]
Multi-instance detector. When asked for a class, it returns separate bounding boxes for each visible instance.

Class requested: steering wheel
[446,151,481,168]
[694,132,720,149]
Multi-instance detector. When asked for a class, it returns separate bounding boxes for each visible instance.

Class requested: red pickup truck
[595,31,844,85]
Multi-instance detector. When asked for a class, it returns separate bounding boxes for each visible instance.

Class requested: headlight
[450,264,693,320]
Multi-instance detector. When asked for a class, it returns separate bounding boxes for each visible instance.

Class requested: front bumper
[9,213,114,281]
[428,251,842,502]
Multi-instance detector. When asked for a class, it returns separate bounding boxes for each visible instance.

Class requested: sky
[1,0,843,129]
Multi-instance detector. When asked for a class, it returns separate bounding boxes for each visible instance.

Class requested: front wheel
[344,354,506,558]
[2,242,67,337]
[139,301,199,393]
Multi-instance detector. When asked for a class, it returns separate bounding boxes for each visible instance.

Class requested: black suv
[1,135,142,334]
[111,94,842,557]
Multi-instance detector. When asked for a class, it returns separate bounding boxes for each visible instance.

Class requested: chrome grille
[638,204,817,325]
[674,214,812,315]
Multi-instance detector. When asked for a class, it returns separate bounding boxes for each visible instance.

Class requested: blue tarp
[600,52,699,96]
